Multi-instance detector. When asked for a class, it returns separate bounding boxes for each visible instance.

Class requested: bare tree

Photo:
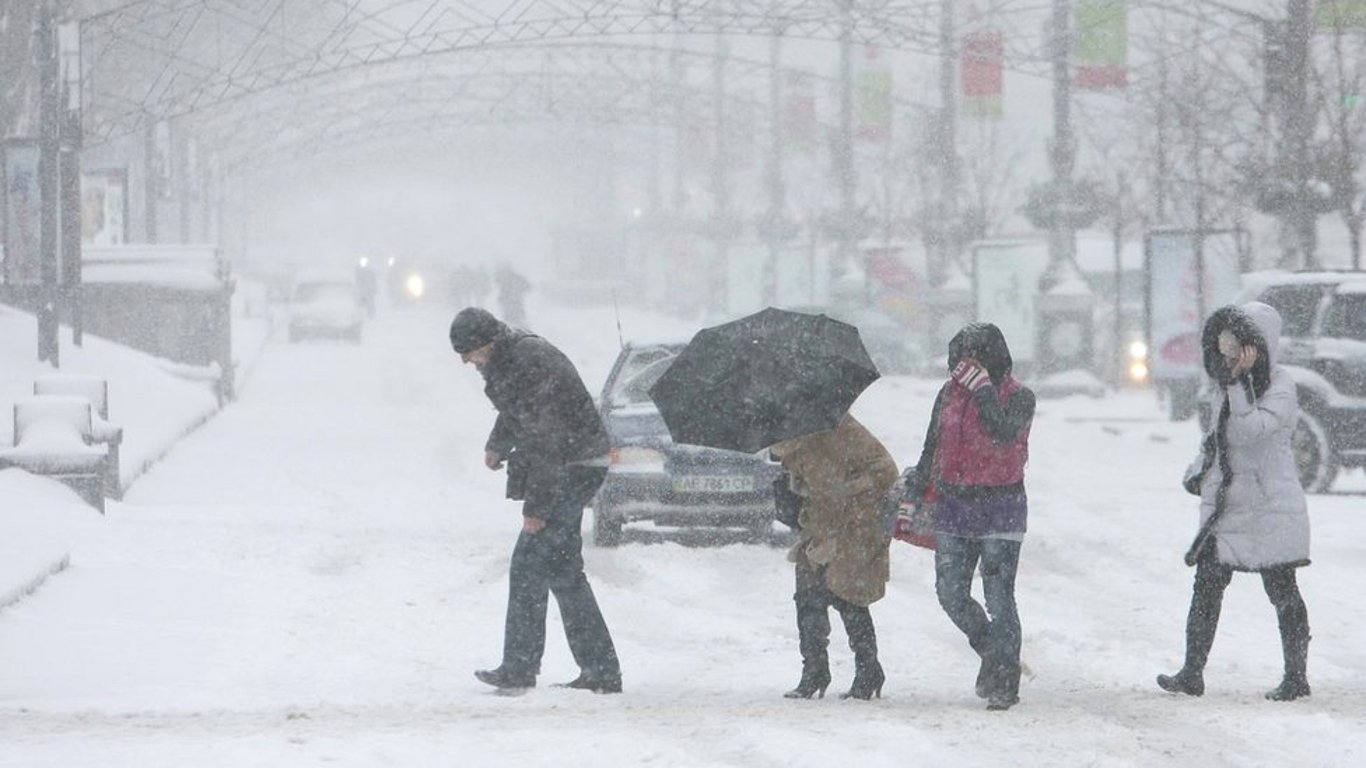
[958,117,1029,241]
[0,0,42,139]
[1312,17,1366,269]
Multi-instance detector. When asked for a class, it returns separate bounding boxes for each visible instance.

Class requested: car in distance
[591,339,782,546]
[287,274,365,343]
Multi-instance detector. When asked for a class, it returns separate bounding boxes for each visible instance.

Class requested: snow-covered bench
[0,396,109,513]
[32,374,123,499]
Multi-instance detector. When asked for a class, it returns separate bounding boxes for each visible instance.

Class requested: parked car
[1200,270,1366,492]
[288,275,365,343]
[591,339,782,546]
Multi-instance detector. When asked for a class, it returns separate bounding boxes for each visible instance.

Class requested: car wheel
[1292,409,1338,493]
[592,502,623,547]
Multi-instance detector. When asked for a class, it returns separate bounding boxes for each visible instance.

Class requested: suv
[591,340,781,546]
[1236,270,1366,492]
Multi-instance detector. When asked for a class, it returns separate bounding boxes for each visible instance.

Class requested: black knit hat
[449,307,506,353]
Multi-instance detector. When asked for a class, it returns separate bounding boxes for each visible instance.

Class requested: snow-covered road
[2,301,1364,767]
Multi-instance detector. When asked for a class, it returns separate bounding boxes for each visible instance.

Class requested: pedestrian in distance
[770,413,899,701]
[1158,301,1312,702]
[901,323,1035,711]
[450,307,623,695]
[496,263,531,328]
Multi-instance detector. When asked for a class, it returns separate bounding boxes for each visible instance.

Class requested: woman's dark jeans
[934,534,1022,698]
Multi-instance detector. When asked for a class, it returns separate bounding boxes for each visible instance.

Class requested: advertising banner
[1075,0,1128,89]
[1318,0,1366,28]
[1145,230,1244,382]
[784,71,817,153]
[962,30,1004,118]
[2,139,43,285]
[855,46,892,142]
[81,168,128,246]
[973,239,1050,365]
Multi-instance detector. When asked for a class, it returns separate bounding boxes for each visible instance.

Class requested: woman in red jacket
[902,323,1036,711]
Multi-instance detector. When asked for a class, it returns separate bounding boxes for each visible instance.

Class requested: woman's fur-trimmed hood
[1201,302,1282,397]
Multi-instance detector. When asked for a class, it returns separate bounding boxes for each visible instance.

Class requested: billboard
[81,168,128,245]
[973,239,1050,365]
[2,139,43,285]
[1145,230,1244,383]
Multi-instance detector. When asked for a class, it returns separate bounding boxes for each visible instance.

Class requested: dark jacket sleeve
[972,385,1036,443]
[486,413,516,458]
[903,384,949,500]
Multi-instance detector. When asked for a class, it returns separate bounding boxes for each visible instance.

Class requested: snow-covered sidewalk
[0,300,270,612]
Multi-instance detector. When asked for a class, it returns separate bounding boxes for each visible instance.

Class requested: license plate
[673,475,756,493]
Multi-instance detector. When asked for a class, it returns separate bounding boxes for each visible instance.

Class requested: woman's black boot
[785,603,831,699]
[841,661,885,700]
[784,664,832,699]
[1156,669,1205,697]
[839,606,884,700]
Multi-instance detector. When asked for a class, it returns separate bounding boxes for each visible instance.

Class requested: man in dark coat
[450,307,622,694]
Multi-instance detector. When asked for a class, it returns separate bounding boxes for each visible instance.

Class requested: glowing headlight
[610,446,665,472]
[358,256,370,268]
[1128,340,1148,360]
[405,273,425,298]
[1128,361,1149,383]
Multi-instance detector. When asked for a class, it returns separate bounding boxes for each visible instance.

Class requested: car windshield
[1257,284,1324,337]
[608,346,680,406]
[1322,294,1366,342]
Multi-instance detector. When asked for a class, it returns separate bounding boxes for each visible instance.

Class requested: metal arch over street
[76,0,960,145]
[195,41,932,179]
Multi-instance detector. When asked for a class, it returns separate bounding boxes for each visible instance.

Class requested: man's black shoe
[555,673,623,694]
[475,667,535,690]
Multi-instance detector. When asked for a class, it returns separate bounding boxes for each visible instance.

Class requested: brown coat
[775,414,898,606]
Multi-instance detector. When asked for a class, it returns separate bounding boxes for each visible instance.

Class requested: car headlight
[405,273,425,298]
[1128,340,1148,360]
[609,446,665,472]
[1128,361,1149,384]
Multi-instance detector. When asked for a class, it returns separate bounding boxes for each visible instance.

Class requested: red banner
[962,30,1003,118]
[784,71,817,152]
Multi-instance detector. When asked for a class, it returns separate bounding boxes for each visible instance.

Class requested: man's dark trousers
[502,465,619,680]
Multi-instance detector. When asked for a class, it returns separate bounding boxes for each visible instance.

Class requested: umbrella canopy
[647,307,880,454]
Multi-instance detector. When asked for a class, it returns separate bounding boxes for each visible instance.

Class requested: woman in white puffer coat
[1157,301,1312,702]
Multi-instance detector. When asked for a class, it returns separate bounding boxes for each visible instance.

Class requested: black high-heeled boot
[839,605,884,700]
[785,664,832,699]
[785,603,831,700]
[841,661,885,700]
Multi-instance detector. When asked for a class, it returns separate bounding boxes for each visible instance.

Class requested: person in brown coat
[770,413,899,700]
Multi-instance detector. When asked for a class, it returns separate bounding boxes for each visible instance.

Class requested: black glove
[1182,472,1203,497]
[772,473,802,530]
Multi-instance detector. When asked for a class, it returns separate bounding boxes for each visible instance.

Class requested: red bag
[892,482,937,551]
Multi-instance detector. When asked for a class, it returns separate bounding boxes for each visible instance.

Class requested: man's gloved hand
[951,360,992,391]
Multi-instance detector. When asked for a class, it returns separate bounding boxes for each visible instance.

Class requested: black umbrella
[647,307,880,453]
